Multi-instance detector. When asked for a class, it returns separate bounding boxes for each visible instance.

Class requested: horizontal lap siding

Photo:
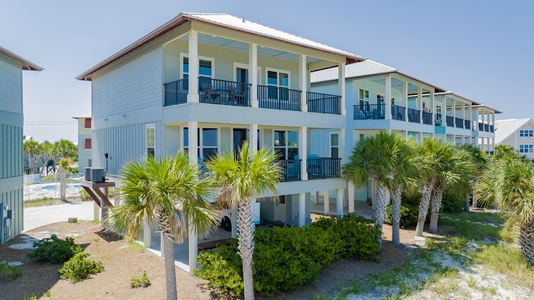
[0,55,23,114]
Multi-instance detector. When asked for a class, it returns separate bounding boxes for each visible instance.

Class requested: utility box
[90,168,105,183]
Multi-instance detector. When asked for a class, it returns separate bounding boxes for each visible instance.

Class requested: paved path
[24,201,95,232]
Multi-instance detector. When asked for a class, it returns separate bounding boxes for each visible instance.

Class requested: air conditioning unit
[90,168,105,183]
[84,167,91,181]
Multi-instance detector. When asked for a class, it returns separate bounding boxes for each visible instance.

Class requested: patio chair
[201,83,218,103]
[229,87,246,105]
[307,154,322,178]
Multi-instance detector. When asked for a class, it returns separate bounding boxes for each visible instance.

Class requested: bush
[0,261,21,281]
[441,191,464,213]
[58,252,104,283]
[27,235,82,264]
[79,189,91,201]
[385,204,420,229]
[130,270,151,288]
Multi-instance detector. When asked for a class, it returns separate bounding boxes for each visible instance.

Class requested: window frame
[273,130,299,160]
[84,138,92,150]
[180,53,215,80]
[329,132,339,158]
[183,126,219,161]
[146,124,155,157]
[359,89,370,110]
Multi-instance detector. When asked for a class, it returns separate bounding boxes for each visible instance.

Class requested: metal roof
[494,118,534,143]
[0,46,43,71]
[76,12,364,81]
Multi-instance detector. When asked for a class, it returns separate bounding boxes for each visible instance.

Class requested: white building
[72,113,92,173]
[77,12,364,272]
[0,46,42,244]
[495,118,534,161]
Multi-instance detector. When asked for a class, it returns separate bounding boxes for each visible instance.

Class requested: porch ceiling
[368,77,431,94]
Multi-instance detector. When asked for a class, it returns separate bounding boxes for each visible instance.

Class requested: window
[359,89,370,111]
[84,138,92,150]
[330,133,339,158]
[183,127,218,160]
[274,130,298,160]
[267,69,289,100]
[146,125,155,157]
[182,56,213,89]
[84,118,91,129]
[519,144,533,153]
[520,129,534,137]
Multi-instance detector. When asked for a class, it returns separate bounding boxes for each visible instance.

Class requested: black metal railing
[164,79,189,106]
[279,159,301,182]
[407,108,420,123]
[392,105,406,121]
[465,120,471,130]
[490,125,494,132]
[307,92,341,115]
[353,104,385,120]
[258,85,301,111]
[435,113,443,126]
[485,124,489,132]
[199,79,251,107]
[422,111,433,125]
[478,122,484,131]
[307,157,342,180]
[455,117,464,129]
[446,116,454,127]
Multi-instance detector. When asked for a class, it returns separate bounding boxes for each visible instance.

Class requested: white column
[188,30,199,103]
[249,43,258,108]
[452,98,456,127]
[336,188,343,216]
[385,75,392,120]
[298,193,305,227]
[348,182,355,213]
[443,95,448,126]
[492,112,495,132]
[475,107,480,132]
[339,63,346,116]
[418,87,423,124]
[323,190,329,215]
[143,217,151,247]
[188,121,198,164]
[338,128,345,164]
[250,124,258,156]
[299,127,308,180]
[430,91,435,126]
[300,54,308,112]
[188,220,198,274]
[402,81,408,122]
[187,121,199,274]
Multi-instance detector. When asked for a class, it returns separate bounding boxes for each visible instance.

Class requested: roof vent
[242,17,245,23]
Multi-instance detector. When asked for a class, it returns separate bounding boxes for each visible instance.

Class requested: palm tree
[58,158,71,201]
[52,139,77,200]
[109,152,219,300]
[23,139,42,174]
[343,130,407,248]
[461,144,487,210]
[414,139,439,237]
[428,143,475,233]
[207,141,281,300]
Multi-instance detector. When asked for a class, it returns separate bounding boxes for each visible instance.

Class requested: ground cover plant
[58,252,104,283]
[0,261,22,281]
[130,270,151,288]
[27,235,82,264]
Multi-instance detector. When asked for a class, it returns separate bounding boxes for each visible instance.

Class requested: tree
[109,152,219,300]
[23,139,42,174]
[58,158,70,200]
[343,131,408,248]
[461,144,488,210]
[52,139,77,200]
[414,139,439,237]
[207,142,281,300]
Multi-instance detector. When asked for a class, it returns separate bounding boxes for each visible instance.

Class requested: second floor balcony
[279,157,342,182]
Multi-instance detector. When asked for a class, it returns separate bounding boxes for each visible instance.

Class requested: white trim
[265,67,290,88]
[329,132,339,158]
[233,62,261,84]
[180,53,215,79]
[146,123,156,156]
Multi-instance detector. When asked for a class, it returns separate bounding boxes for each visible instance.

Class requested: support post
[299,193,305,227]
[188,30,199,103]
[336,188,343,216]
[300,127,308,180]
[300,54,307,112]
[249,43,258,108]
[323,190,329,215]
[348,182,355,213]
[339,62,346,116]
[385,75,392,120]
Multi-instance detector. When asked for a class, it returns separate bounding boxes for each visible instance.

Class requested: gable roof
[76,12,364,81]
[495,118,534,143]
[0,46,43,71]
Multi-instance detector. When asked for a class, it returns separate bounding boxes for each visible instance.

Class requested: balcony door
[233,128,248,154]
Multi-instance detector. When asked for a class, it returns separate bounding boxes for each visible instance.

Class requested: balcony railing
[465,120,471,130]
[353,104,385,120]
[258,85,301,111]
[478,122,484,131]
[422,111,433,125]
[490,125,494,132]
[407,108,420,123]
[392,105,406,121]
[485,124,489,132]
[435,113,443,126]
[446,116,454,127]
[279,159,302,182]
[307,92,341,115]
[307,157,342,180]
[164,79,189,106]
[199,79,251,107]
[455,117,464,129]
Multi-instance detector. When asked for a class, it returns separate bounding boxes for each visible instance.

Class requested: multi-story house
[77,12,364,271]
[310,60,500,207]
[0,46,42,244]
[72,113,92,173]
[495,118,534,161]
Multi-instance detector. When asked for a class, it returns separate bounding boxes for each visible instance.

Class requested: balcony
[307,92,341,114]
[353,104,385,120]
[258,85,301,111]
[435,113,443,126]
[485,124,489,132]
[200,79,251,106]
[392,105,406,121]
[279,157,341,182]
[422,111,433,125]
[490,125,494,132]
[164,78,189,106]
[279,159,302,182]
[465,120,471,130]
[455,117,464,129]
[446,116,454,127]
[407,108,420,123]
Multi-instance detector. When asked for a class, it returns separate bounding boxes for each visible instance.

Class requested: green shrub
[333,214,381,261]
[0,261,21,281]
[58,252,104,283]
[79,189,91,201]
[441,191,464,213]
[195,242,243,296]
[27,235,82,264]
[385,204,420,229]
[130,270,151,288]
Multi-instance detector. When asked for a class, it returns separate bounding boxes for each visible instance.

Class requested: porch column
[298,193,306,227]
[402,81,408,122]
[475,107,480,133]
[442,95,448,126]
[300,54,308,112]
[336,188,343,216]
[249,43,258,108]
[323,190,329,215]
[348,182,355,213]
[300,127,308,180]
[188,121,198,164]
[430,91,435,126]
[452,98,456,127]
[338,128,345,164]
[339,62,346,116]
[188,220,198,274]
[492,112,495,132]
[188,30,199,103]
[187,121,199,274]
[385,75,392,120]
[250,124,258,156]
[143,217,151,247]
[418,87,423,124]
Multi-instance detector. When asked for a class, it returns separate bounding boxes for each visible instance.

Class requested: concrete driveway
[24,201,94,232]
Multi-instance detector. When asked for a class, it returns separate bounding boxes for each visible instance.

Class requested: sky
[1,1,533,143]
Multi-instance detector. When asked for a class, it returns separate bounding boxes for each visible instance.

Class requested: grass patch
[24,197,54,208]
[439,214,503,242]
[122,242,145,252]
[0,261,22,281]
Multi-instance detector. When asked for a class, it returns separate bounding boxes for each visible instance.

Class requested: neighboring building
[77,13,363,271]
[495,118,534,161]
[0,46,42,244]
[72,113,92,173]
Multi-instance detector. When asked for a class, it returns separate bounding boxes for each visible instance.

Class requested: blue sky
[1,1,533,142]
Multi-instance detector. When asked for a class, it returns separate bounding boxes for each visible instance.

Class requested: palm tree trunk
[156,207,178,300]
[237,200,255,300]
[519,221,534,265]
[464,194,470,212]
[429,185,445,234]
[391,185,402,246]
[60,170,67,201]
[415,182,433,237]
[30,154,37,174]
[471,179,479,209]
[373,182,388,250]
